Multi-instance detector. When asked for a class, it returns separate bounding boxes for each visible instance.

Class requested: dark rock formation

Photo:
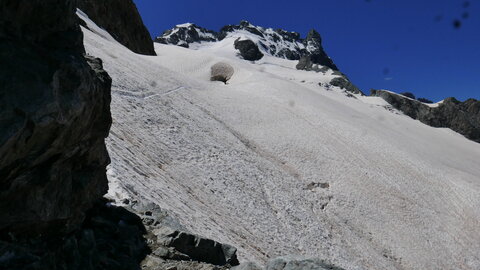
[155,23,218,48]
[234,38,264,61]
[157,228,240,266]
[400,92,416,99]
[0,200,150,270]
[417,97,433,104]
[301,29,338,70]
[371,90,480,143]
[77,0,156,55]
[330,77,364,95]
[0,0,111,238]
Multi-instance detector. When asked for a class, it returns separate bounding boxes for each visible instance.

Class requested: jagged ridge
[155,20,338,70]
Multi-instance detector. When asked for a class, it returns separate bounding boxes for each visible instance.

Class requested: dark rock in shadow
[234,38,264,61]
[77,0,156,55]
[0,0,111,238]
[0,200,150,270]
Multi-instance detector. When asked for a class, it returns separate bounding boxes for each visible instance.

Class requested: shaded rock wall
[77,0,156,56]
[371,90,480,143]
[0,0,111,237]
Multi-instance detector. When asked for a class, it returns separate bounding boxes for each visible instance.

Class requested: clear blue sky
[133,0,479,102]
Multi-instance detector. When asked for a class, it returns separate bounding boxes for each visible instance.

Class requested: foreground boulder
[156,228,240,266]
[77,0,156,55]
[234,38,264,61]
[0,0,111,238]
[211,62,235,83]
[371,89,480,143]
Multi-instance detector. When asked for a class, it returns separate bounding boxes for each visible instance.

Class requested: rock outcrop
[156,228,239,266]
[155,23,218,48]
[371,90,480,143]
[77,0,156,55]
[234,38,264,61]
[0,0,112,238]
[330,76,364,95]
[155,21,338,69]
[211,62,235,83]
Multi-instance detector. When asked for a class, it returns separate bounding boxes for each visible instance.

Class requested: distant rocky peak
[155,20,338,70]
[155,23,217,48]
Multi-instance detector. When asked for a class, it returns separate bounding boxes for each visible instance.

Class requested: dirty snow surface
[80,14,480,270]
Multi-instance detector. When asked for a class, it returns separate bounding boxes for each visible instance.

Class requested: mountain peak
[155,21,338,70]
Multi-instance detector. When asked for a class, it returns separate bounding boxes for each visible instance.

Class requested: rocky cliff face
[155,21,338,70]
[77,0,156,56]
[371,90,480,143]
[0,0,111,238]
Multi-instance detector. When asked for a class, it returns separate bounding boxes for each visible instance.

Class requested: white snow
[79,11,480,270]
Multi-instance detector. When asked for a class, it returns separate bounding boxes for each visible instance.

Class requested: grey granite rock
[77,0,156,55]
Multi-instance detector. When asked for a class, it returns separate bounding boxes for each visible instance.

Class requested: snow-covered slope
[80,12,480,270]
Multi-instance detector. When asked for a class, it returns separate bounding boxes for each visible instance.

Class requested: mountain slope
[80,13,480,270]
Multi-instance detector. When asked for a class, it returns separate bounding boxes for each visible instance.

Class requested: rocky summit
[155,20,338,70]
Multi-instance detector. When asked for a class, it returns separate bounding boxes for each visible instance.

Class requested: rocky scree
[77,0,156,55]
[371,90,480,143]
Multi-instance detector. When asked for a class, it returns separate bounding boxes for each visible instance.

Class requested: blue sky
[134,0,479,102]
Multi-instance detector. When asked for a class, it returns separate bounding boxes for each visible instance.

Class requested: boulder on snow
[234,38,264,61]
[211,62,234,83]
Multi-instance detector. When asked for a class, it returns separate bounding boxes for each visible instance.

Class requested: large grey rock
[0,0,111,238]
[211,62,234,83]
[266,256,345,270]
[77,0,156,55]
[371,90,480,143]
[157,229,240,266]
[234,38,264,61]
